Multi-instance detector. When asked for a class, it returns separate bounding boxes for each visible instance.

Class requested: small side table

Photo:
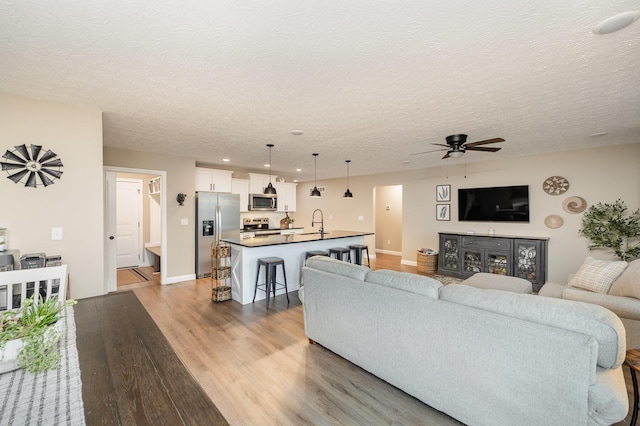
[625,349,640,426]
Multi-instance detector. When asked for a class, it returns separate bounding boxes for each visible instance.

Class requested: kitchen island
[221,231,373,305]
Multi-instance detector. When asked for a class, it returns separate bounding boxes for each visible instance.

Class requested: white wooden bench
[0,265,68,311]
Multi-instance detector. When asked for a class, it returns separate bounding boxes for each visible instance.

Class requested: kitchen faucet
[311,209,324,238]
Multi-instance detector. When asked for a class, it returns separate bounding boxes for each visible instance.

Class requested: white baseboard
[401,259,418,266]
[375,249,401,256]
[162,273,197,285]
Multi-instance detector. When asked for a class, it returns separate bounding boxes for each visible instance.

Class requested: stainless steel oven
[249,193,277,211]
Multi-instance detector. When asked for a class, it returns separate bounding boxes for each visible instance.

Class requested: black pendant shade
[264,144,277,194]
[311,153,321,197]
[343,160,353,198]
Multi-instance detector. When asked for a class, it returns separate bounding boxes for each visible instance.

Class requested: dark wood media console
[438,232,549,292]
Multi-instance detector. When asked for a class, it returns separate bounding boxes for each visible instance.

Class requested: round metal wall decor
[542,176,569,195]
[562,196,587,214]
[1,144,63,188]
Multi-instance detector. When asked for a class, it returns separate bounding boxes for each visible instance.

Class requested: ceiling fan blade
[464,138,505,148]
[409,148,448,156]
[465,146,502,152]
[442,152,451,159]
[430,143,451,148]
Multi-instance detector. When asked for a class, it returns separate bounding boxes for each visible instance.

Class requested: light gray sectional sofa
[300,256,629,426]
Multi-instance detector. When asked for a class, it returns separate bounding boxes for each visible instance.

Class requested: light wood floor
[126,254,635,425]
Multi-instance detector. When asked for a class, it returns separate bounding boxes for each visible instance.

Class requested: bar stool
[348,244,370,267]
[304,250,329,262]
[253,257,289,310]
[329,247,350,262]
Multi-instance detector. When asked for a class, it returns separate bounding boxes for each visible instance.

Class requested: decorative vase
[0,337,25,374]
[289,224,293,228]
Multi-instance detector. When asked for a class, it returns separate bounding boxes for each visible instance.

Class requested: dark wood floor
[88,253,635,425]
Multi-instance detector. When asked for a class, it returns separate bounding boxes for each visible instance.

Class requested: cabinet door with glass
[514,239,547,291]
[438,234,461,275]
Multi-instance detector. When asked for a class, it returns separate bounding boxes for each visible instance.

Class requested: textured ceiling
[1,1,639,181]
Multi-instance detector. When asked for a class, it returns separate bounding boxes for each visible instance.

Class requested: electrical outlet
[358,216,364,221]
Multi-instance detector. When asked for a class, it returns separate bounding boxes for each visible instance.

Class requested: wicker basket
[212,285,232,302]
[212,266,231,279]
[212,245,230,258]
[417,251,438,275]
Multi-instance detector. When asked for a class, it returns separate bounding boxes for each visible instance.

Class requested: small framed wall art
[436,204,450,221]
[436,184,451,202]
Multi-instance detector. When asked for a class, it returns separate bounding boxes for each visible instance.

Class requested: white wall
[0,92,104,299]
[295,142,640,283]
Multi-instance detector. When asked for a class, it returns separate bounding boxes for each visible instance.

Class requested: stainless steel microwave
[249,193,277,211]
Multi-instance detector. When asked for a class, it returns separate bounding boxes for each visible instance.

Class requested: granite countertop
[222,230,373,247]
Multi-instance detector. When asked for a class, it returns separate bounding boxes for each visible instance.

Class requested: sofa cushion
[440,284,625,369]
[568,257,628,294]
[609,259,640,299]
[305,256,369,281]
[365,269,442,299]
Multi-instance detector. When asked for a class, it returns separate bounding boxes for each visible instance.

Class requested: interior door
[116,179,142,268]
[105,171,117,292]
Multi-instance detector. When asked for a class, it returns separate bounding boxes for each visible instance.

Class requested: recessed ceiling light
[290,130,304,135]
[402,160,411,164]
[264,164,270,168]
[296,168,302,172]
[222,158,230,162]
[589,132,608,137]
[293,179,299,183]
[593,11,640,35]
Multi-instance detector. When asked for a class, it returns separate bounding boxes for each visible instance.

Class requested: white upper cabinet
[231,178,250,212]
[275,182,297,212]
[195,168,233,193]
[248,173,276,194]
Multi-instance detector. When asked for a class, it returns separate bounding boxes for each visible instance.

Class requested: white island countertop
[220,230,373,304]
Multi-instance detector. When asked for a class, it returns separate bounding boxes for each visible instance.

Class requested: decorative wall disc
[1,144,63,188]
[542,176,569,195]
[544,214,564,229]
[562,196,587,214]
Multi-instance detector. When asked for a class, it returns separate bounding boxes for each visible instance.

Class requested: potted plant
[579,199,640,261]
[286,217,295,228]
[0,295,76,374]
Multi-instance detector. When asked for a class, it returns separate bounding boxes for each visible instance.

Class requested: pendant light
[310,153,321,197]
[343,160,353,198]
[264,144,276,194]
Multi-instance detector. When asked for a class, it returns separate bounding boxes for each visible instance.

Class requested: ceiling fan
[411,134,505,159]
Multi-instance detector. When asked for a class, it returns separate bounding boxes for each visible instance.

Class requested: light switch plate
[180,218,188,226]
[51,227,63,240]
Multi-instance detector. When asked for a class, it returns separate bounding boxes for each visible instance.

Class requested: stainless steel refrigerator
[195,192,240,278]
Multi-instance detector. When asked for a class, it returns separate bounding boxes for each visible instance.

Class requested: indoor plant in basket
[0,295,76,374]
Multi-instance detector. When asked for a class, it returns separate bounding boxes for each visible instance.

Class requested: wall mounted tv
[458,185,530,222]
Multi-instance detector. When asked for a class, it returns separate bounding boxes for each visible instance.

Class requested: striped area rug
[0,306,85,425]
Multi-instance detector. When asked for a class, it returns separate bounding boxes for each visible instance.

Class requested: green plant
[579,199,640,261]
[286,217,295,224]
[0,295,77,374]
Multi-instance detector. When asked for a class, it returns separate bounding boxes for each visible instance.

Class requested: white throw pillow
[568,257,628,294]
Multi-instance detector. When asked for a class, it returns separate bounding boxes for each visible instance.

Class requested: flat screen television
[458,185,529,222]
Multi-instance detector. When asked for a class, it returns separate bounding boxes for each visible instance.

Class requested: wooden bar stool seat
[253,257,289,310]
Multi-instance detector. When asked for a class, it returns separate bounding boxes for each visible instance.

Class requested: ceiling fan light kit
[411,134,505,160]
[343,160,353,198]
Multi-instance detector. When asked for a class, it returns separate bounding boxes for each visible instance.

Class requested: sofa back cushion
[568,257,628,294]
[365,270,442,299]
[305,256,369,281]
[440,284,625,369]
[609,259,640,299]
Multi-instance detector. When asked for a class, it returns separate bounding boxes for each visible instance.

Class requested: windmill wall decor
[1,144,64,188]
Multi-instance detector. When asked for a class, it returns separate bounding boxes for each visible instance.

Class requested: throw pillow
[568,257,628,294]
[609,259,640,299]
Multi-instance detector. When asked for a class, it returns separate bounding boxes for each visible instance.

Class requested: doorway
[374,185,403,256]
[104,167,167,293]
